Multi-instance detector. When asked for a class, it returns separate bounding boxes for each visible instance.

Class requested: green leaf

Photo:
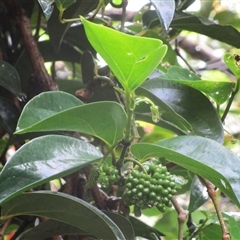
[0,97,20,134]
[55,0,76,10]
[171,12,240,48]
[150,0,175,36]
[15,91,127,146]
[0,191,126,240]
[47,0,98,48]
[199,223,221,239]
[0,135,102,204]
[129,215,163,239]
[103,211,135,240]
[223,212,240,240]
[135,86,193,135]
[160,66,234,105]
[224,53,240,78]
[17,219,89,240]
[81,17,167,92]
[130,136,240,207]
[37,0,54,20]
[137,78,224,142]
[188,175,208,213]
[0,61,25,99]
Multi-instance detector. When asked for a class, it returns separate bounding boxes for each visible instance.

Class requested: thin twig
[201,178,230,240]
[221,77,240,122]
[0,218,12,240]
[171,196,189,240]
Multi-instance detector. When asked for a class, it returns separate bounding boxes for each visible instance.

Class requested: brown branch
[0,218,12,240]
[171,196,189,240]
[3,0,58,98]
[201,178,230,240]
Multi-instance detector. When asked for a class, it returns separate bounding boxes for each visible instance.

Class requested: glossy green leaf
[0,61,25,100]
[222,213,240,240]
[160,66,234,104]
[0,191,126,240]
[17,219,89,240]
[143,11,240,48]
[0,135,103,204]
[170,166,194,194]
[37,0,54,20]
[135,86,193,135]
[171,12,240,48]
[154,209,178,238]
[199,223,221,239]
[150,0,175,36]
[130,136,240,207]
[137,78,224,142]
[188,175,208,213]
[0,97,20,134]
[47,0,98,47]
[55,0,76,10]
[81,17,167,91]
[224,53,240,78]
[199,212,240,240]
[15,91,127,146]
[103,211,135,240]
[129,216,163,239]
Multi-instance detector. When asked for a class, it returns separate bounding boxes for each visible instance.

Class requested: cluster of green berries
[98,163,120,188]
[123,161,177,215]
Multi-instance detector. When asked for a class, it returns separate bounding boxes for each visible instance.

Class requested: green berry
[126,182,132,189]
[149,192,157,200]
[143,188,150,196]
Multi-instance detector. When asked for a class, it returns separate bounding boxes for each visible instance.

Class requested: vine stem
[117,90,135,167]
[221,77,240,122]
[124,157,148,174]
[201,178,230,240]
[171,196,189,240]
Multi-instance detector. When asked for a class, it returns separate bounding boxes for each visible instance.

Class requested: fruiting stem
[201,178,230,240]
[124,157,148,174]
[171,196,189,240]
[117,90,135,167]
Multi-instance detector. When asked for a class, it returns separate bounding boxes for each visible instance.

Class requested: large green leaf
[0,135,102,204]
[81,17,167,92]
[150,0,175,36]
[19,212,136,240]
[103,211,135,240]
[130,136,240,207]
[129,215,163,239]
[0,191,126,240]
[171,12,240,48]
[137,78,224,142]
[142,11,240,48]
[135,86,193,135]
[188,175,208,213]
[15,91,127,146]
[0,61,24,99]
[17,219,89,240]
[160,66,234,105]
